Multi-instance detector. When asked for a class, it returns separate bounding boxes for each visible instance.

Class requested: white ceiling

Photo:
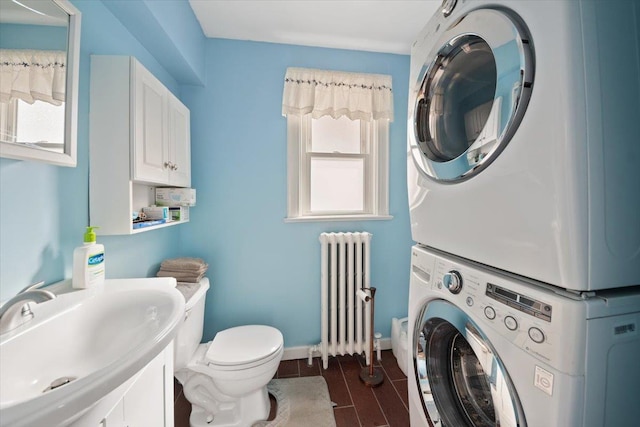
[188,0,441,55]
[0,0,68,26]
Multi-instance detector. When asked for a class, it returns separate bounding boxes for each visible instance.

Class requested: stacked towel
[157,257,208,283]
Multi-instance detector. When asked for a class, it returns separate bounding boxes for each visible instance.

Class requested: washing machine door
[413,299,526,426]
[409,8,534,182]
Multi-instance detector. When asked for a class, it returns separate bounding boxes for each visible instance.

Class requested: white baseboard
[282,337,393,361]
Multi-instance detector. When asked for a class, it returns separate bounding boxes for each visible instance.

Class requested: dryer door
[409,8,533,182]
[413,299,526,426]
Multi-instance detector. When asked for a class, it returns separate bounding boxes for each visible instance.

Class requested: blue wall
[101,0,205,84]
[0,1,412,349]
[180,39,412,347]
[0,24,67,50]
[0,0,186,299]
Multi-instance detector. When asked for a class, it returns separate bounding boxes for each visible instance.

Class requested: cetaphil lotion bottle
[72,226,105,289]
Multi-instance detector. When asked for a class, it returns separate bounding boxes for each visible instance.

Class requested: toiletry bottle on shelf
[72,226,105,289]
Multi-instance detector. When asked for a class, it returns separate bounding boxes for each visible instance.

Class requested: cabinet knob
[164,161,179,171]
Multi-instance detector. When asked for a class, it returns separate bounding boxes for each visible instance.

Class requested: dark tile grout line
[392,379,409,412]
[336,351,408,427]
[373,374,394,426]
[174,350,408,427]
[376,360,406,425]
[337,358,364,425]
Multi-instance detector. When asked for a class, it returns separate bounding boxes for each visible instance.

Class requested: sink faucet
[0,281,56,334]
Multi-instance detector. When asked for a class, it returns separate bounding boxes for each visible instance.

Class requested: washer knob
[484,306,496,320]
[528,327,545,344]
[441,0,457,17]
[443,270,463,294]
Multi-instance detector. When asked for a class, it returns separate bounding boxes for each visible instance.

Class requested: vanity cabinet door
[100,399,125,427]
[77,347,173,427]
[132,62,169,185]
[167,92,191,187]
[122,349,168,426]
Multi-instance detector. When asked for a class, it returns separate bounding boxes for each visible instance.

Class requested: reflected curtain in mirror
[0,0,80,167]
[1,49,66,105]
[0,49,66,150]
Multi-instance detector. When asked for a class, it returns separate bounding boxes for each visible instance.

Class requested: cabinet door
[123,350,167,426]
[167,93,191,187]
[132,61,169,184]
[100,398,126,427]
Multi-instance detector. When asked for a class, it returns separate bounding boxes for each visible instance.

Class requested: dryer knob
[443,270,463,294]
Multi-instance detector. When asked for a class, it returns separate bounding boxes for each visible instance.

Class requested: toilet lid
[205,325,283,368]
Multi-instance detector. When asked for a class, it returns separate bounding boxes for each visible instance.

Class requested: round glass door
[413,300,526,426]
[409,8,534,182]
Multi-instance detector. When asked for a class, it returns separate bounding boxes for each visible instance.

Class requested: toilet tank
[173,277,210,371]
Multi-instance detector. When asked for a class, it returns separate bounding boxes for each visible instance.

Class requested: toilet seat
[205,325,283,371]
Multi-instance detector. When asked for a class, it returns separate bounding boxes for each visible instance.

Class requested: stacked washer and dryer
[406,1,640,426]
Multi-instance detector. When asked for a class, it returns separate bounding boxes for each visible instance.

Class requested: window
[0,99,65,151]
[286,114,390,220]
[282,67,393,222]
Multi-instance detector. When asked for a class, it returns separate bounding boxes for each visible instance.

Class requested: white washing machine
[407,0,640,291]
[408,244,640,427]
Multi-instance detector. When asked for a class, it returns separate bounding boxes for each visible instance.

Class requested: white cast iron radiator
[309,232,372,370]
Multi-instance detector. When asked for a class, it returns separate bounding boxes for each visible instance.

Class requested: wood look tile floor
[174,349,410,427]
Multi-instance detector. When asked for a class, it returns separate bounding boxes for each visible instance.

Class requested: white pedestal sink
[0,277,185,427]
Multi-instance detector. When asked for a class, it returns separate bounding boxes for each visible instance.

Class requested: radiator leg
[308,344,320,367]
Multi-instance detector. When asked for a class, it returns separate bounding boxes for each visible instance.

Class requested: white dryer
[407,0,640,291]
[407,244,640,427]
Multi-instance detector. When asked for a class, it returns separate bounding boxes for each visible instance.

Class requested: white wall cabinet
[166,93,191,187]
[90,55,191,235]
[131,64,168,184]
[132,65,191,186]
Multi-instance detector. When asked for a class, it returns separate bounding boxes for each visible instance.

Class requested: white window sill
[284,214,393,223]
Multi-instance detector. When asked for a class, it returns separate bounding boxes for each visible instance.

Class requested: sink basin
[0,277,184,427]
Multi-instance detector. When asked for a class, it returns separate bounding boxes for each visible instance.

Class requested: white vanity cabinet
[70,345,174,427]
[102,348,172,426]
[90,55,191,235]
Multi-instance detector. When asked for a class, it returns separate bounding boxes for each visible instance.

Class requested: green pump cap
[83,226,99,243]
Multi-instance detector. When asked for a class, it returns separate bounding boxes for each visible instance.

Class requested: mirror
[0,0,80,167]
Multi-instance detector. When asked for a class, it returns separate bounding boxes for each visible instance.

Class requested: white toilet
[173,278,284,427]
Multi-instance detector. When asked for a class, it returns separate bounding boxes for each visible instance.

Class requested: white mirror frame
[0,0,81,167]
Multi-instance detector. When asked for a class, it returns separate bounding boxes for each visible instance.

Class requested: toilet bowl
[173,279,284,427]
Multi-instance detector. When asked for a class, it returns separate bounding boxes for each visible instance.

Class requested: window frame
[286,114,392,222]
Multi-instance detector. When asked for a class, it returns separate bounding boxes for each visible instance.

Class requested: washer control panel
[430,252,556,364]
[486,283,553,322]
[411,245,589,375]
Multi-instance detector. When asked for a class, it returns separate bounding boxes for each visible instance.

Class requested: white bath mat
[253,376,337,427]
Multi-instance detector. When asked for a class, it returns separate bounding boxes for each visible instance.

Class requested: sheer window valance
[0,49,66,106]
[282,67,394,122]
